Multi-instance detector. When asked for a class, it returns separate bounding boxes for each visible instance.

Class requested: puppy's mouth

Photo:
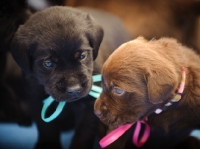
[47,81,93,102]
[51,94,81,102]
[99,113,136,128]
[101,118,135,129]
[49,89,90,102]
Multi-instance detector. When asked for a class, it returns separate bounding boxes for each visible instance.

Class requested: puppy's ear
[146,68,178,104]
[10,28,31,73]
[86,14,104,60]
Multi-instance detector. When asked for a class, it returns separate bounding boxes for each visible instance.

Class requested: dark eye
[75,52,87,60]
[79,53,86,60]
[112,87,124,95]
[44,60,54,68]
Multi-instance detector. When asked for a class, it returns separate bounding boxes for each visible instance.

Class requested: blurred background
[27,0,200,55]
[1,0,200,148]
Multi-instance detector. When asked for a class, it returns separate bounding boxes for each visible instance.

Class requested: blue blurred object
[190,129,200,140]
[0,123,74,149]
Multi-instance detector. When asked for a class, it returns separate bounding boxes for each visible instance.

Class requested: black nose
[67,84,81,96]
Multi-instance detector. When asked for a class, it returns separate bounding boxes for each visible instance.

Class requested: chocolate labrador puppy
[11,6,131,149]
[94,37,200,149]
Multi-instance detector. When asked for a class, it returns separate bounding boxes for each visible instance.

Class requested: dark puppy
[0,0,31,52]
[94,37,200,149]
[0,0,32,124]
[11,6,131,149]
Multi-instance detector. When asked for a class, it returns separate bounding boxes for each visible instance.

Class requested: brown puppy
[94,37,200,148]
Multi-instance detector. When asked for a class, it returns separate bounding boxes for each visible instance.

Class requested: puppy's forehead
[102,37,165,72]
[20,6,92,52]
[102,41,146,76]
[102,38,154,89]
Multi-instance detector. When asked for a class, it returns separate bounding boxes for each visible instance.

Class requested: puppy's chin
[51,95,83,102]
[100,115,137,129]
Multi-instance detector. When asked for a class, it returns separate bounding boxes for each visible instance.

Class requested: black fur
[0,0,32,125]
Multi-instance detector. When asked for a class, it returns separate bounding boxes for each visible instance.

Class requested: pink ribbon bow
[99,119,150,148]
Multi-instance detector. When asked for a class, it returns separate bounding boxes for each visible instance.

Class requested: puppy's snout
[67,84,81,96]
[57,82,66,90]
[94,105,108,119]
[94,109,102,118]
[94,97,108,118]
[66,77,81,96]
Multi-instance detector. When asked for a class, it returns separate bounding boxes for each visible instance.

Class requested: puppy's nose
[94,109,102,118]
[67,84,81,96]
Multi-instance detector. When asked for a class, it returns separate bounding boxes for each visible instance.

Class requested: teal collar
[41,74,102,122]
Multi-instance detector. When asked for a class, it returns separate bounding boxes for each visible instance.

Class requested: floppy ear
[86,14,104,60]
[10,27,31,74]
[146,68,178,104]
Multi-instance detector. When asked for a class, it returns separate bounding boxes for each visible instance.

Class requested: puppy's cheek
[78,76,92,97]
[100,113,120,128]
[76,68,92,92]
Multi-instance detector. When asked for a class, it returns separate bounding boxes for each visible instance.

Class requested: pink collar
[99,119,150,148]
[99,67,186,148]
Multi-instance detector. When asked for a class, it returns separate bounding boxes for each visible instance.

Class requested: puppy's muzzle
[56,77,82,96]
[94,97,108,118]
[94,97,101,118]
[94,109,102,118]
[67,84,81,96]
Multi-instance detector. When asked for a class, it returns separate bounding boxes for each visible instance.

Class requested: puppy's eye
[75,52,87,60]
[44,61,54,68]
[112,87,124,95]
[79,53,86,60]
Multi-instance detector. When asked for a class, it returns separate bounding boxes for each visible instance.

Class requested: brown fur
[94,37,200,148]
